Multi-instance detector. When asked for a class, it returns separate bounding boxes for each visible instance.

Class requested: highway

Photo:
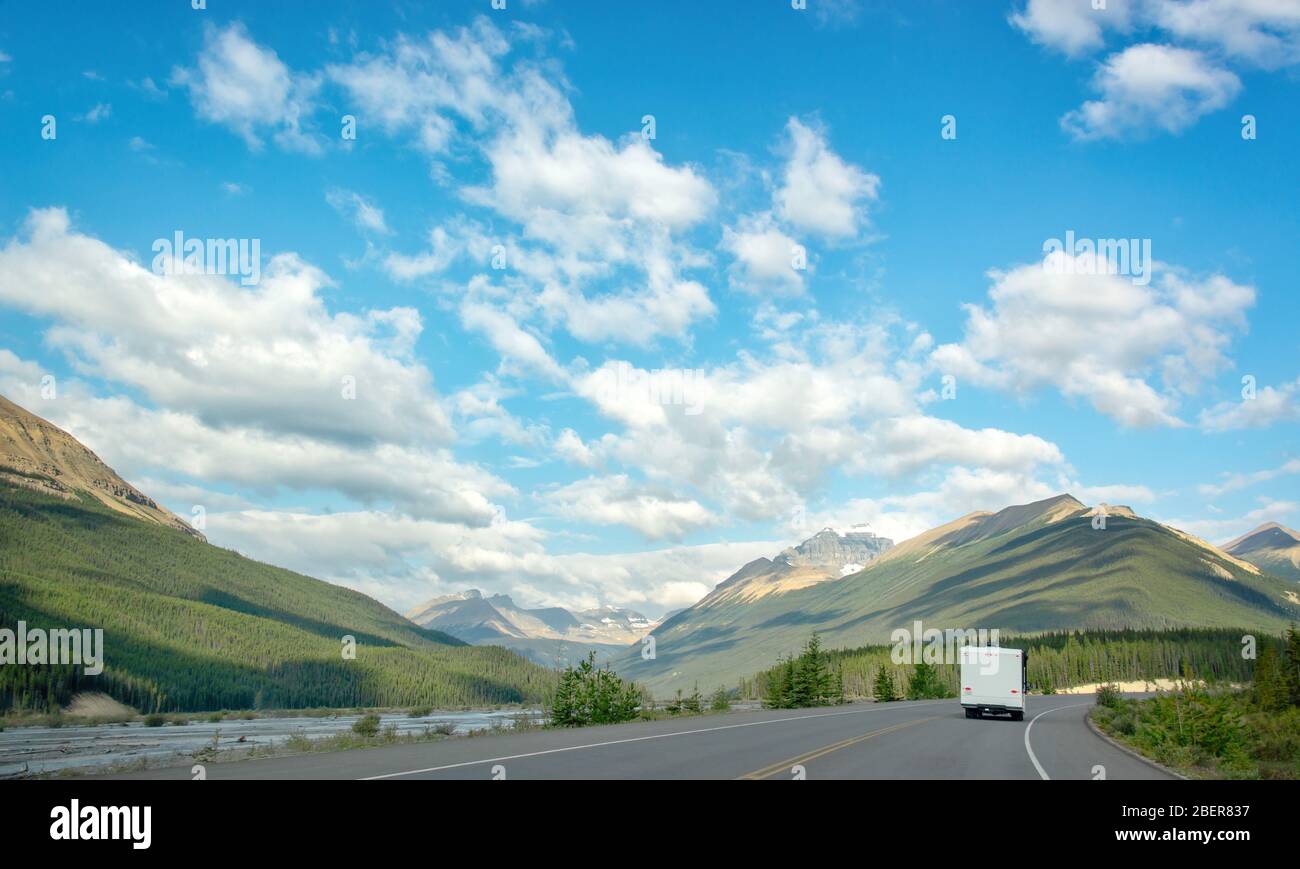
[103,695,1176,780]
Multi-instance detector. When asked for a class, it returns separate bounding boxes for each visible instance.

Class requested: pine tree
[1254,645,1287,712]
[1285,624,1300,707]
[907,661,946,700]
[764,657,788,709]
[683,683,703,714]
[551,667,579,726]
[873,667,897,702]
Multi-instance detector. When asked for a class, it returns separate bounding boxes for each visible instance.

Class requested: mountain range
[405,589,661,667]
[614,494,1300,694]
[0,395,553,712]
[6,391,1299,711]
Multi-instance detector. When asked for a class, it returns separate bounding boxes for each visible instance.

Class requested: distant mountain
[698,526,892,608]
[616,494,1300,694]
[405,590,660,667]
[0,395,553,712]
[1224,523,1300,581]
[0,394,202,539]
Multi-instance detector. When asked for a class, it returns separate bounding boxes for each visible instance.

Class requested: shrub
[549,653,641,727]
[143,713,167,727]
[352,713,381,737]
[1095,683,1123,709]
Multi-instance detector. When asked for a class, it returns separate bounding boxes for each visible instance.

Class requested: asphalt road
[103,694,1176,780]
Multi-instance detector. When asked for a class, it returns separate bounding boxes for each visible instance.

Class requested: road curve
[101,694,1176,781]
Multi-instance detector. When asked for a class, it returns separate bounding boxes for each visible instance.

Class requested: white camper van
[959,646,1027,720]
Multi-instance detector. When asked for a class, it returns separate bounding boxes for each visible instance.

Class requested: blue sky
[0,0,1297,615]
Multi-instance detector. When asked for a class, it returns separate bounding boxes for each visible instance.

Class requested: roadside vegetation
[740,627,1279,701]
[549,652,642,726]
[1091,626,1300,779]
[547,653,739,726]
[763,635,846,708]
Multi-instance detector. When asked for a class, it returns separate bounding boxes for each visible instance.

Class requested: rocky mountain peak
[776,526,893,571]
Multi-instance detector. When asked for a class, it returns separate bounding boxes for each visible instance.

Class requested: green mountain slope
[616,495,1300,694]
[1224,523,1300,581]
[0,484,555,712]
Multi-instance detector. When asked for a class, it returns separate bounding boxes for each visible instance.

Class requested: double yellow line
[737,716,938,780]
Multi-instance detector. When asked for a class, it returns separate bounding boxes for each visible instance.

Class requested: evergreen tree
[873,667,897,702]
[907,661,948,700]
[1254,645,1288,712]
[1285,624,1300,707]
[548,652,641,727]
[763,657,788,709]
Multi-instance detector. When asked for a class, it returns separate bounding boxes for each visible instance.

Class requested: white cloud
[774,117,879,239]
[1160,498,1299,545]
[335,17,719,346]
[1010,0,1134,56]
[1199,457,1300,496]
[721,213,806,294]
[931,249,1254,427]
[554,428,599,468]
[76,103,112,124]
[1062,43,1240,140]
[1199,376,1300,431]
[1068,482,1157,504]
[0,208,451,446]
[172,22,321,154]
[1148,0,1300,68]
[326,188,391,235]
[569,316,1066,526]
[208,506,768,614]
[326,19,511,155]
[853,416,1065,476]
[543,474,718,541]
[459,301,566,382]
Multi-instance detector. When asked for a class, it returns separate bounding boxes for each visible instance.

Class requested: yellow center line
[737,716,939,780]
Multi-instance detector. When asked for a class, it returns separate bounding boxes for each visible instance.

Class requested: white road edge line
[361,700,947,780]
[1023,702,1091,781]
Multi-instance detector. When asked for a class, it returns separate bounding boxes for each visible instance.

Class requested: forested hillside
[741,628,1285,701]
[0,484,555,712]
